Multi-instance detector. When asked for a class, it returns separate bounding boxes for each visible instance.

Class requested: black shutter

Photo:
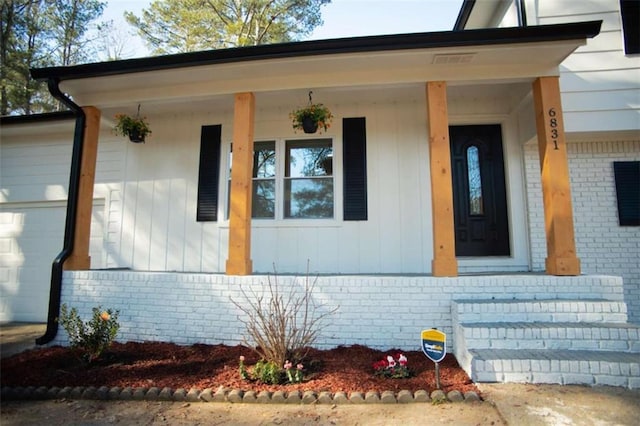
[613,161,640,226]
[343,117,368,221]
[620,0,640,54]
[196,125,222,222]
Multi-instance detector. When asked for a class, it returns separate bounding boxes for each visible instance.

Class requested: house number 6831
[548,107,559,150]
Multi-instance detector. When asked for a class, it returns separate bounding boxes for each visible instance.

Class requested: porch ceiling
[62,39,583,111]
[93,81,533,122]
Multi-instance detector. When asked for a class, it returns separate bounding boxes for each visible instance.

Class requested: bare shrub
[231,269,338,367]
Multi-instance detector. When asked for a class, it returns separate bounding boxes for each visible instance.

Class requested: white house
[1,0,638,387]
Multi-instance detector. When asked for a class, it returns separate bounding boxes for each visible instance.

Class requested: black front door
[449,125,510,256]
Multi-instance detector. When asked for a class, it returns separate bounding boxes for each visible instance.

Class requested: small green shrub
[58,304,120,363]
[238,356,306,385]
[253,359,283,385]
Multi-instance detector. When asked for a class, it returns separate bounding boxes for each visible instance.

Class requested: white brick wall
[53,271,625,350]
[524,139,640,324]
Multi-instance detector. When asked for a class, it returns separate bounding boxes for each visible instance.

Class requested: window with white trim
[252,141,276,218]
[228,138,334,220]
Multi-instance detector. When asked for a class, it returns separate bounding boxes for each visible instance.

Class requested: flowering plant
[284,360,304,383]
[237,356,305,384]
[57,304,120,363]
[238,356,249,380]
[372,353,411,378]
[290,103,333,133]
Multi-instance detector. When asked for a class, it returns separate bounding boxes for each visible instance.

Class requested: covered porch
[48,25,599,278]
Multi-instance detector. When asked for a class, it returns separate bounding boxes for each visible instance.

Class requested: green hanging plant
[290,91,333,134]
[114,105,151,143]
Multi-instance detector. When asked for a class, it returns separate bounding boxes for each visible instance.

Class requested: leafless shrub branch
[231,265,338,367]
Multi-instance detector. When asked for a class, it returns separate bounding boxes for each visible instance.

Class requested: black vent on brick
[342,117,368,221]
[613,161,640,226]
[197,125,222,221]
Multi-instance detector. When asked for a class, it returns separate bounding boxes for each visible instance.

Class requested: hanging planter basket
[114,105,151,143]
[127,129,146,143]
[290,91,333,134]
[301,116,319,134]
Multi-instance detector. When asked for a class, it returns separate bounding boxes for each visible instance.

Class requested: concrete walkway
[478,382,640,425]
[2,322,639,425]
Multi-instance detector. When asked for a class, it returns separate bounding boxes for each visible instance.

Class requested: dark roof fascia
[0,110,74,125]
[31,21,602,83]
[454,0,476,31]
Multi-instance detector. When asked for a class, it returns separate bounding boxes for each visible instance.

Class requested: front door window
[466,145,484,215]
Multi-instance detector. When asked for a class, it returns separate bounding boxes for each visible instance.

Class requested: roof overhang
[30,21,601,110]
[0,111,75,136]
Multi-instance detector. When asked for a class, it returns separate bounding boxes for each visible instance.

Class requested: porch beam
[532,76,581,276]
[226,92,255,275]
[426,81,458,277]
[64,106,100,270]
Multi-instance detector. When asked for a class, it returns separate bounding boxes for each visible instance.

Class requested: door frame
[450,124,510,257]
[447,116,530,273]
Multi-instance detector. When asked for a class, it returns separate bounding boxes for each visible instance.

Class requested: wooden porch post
[426,81,458,277]
[64,106,100,270]
[225,92,255,275]
[532,76,581,276]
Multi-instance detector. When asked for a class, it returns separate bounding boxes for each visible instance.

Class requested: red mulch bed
[1,342,477,394]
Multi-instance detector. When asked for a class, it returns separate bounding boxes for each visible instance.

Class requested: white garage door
[0,201,104,322]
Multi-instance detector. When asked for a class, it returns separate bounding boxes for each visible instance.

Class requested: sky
[102,0,464,58]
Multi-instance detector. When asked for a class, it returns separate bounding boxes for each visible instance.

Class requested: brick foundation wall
[54,271,625,349]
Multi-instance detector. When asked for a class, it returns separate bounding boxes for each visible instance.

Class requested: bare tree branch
[230,264,338,367]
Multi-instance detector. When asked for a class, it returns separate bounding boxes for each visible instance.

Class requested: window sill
[218,219,341,229]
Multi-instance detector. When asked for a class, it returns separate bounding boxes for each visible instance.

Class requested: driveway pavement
[478,382,640,425]
[0,322,45,358]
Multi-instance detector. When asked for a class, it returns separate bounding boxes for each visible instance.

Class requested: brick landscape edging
[1,386,481,404]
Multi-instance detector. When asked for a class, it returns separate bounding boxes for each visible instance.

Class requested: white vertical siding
[249,98,433,274]
[109,88,533,275]
[111,94,437,274]
[114,109,232,272]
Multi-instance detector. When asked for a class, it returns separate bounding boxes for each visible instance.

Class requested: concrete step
[452,299,628,324]
[452,298,639,389]
[468,349,640,389]
[459,322,640,351]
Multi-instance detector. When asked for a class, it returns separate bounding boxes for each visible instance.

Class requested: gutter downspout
[36,78,86,345]
[453,0,475,31]
[517,0,528,27]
